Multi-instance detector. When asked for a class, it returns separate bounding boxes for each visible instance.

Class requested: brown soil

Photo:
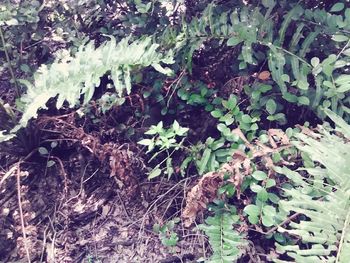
[0,151,206,262]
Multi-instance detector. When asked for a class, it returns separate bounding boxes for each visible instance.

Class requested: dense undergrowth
[0,0,349,262]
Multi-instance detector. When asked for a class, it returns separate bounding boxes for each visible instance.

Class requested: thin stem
[336,39,350,60]
[259,40,312,68]
[16,162,31,263]
[0,26,20,97]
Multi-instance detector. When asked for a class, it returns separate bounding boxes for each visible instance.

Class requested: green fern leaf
[15,36,174,129]
[278,5,303,46]
[274,111,350,263]
[199,212,248,262]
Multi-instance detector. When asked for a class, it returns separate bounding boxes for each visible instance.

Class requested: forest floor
[0,77,208,263]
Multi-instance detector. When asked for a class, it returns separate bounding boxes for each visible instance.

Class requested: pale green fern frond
[17,36,174,128]
[274,111,350,263]
[199,212,248,262]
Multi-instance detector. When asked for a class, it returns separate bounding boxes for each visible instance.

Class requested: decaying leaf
[268,129,290,148]
[257,70,271,80]
[183,150,253,226]
[182,172,223,227]
[182,128,292,226]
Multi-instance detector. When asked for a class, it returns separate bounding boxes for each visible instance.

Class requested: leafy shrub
[161,1,350,122]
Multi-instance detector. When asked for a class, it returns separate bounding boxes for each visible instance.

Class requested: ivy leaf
[266,99,277,115]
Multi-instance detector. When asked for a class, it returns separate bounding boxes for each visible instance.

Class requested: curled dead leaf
[182,172,224,227]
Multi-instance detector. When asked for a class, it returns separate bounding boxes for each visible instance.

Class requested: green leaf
[138,138,153,146]
[266,99,277,115]
[332,34,349,42]
[322,54,337,77]
[265,178,276,188]
[252,171,268,181]
[330,3,345,12]
[262,0,276,8]
[20,64,31,73]
[223,95,237,110]
[251,184,263,192]
[227,36,243,46]
[268,193,280,203]
[311,57,320,68]
[198,148,212,175]
[17,37,174,128]
[335,75,350,85]
[261,214,274,227]
[337,85,350,93]
[46,160,56,168]
[257,188,269,201]
[211,110,223,118]
[244,204,260,217]
[298,96,310,105]
[172,120,180,132]
[241,114,252,124]
[248,215,259,224]
[38,147,49,155]
[148,167,162,179]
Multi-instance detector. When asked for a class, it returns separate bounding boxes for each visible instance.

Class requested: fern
[16,36,174,129]
[160,3,350,121]
[198,212,248,262]
[274,110,350,262]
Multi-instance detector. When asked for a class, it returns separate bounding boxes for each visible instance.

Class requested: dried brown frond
[182,128,292,226]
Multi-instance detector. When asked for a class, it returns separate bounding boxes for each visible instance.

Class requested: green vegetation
[0,0,349,262]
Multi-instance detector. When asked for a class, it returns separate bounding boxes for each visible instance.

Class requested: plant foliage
[274,110,350,262]
[199,210,248,263]
[163,2,350,121]
[16,36,174,128]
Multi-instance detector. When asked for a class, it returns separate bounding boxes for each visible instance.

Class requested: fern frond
[17,36,174,128]
[274,111,350,263]
[199,212,248,262]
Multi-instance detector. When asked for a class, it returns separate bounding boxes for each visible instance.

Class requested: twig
[336,39,350,60]
[264,212,300,236]
[16,162,31,263]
